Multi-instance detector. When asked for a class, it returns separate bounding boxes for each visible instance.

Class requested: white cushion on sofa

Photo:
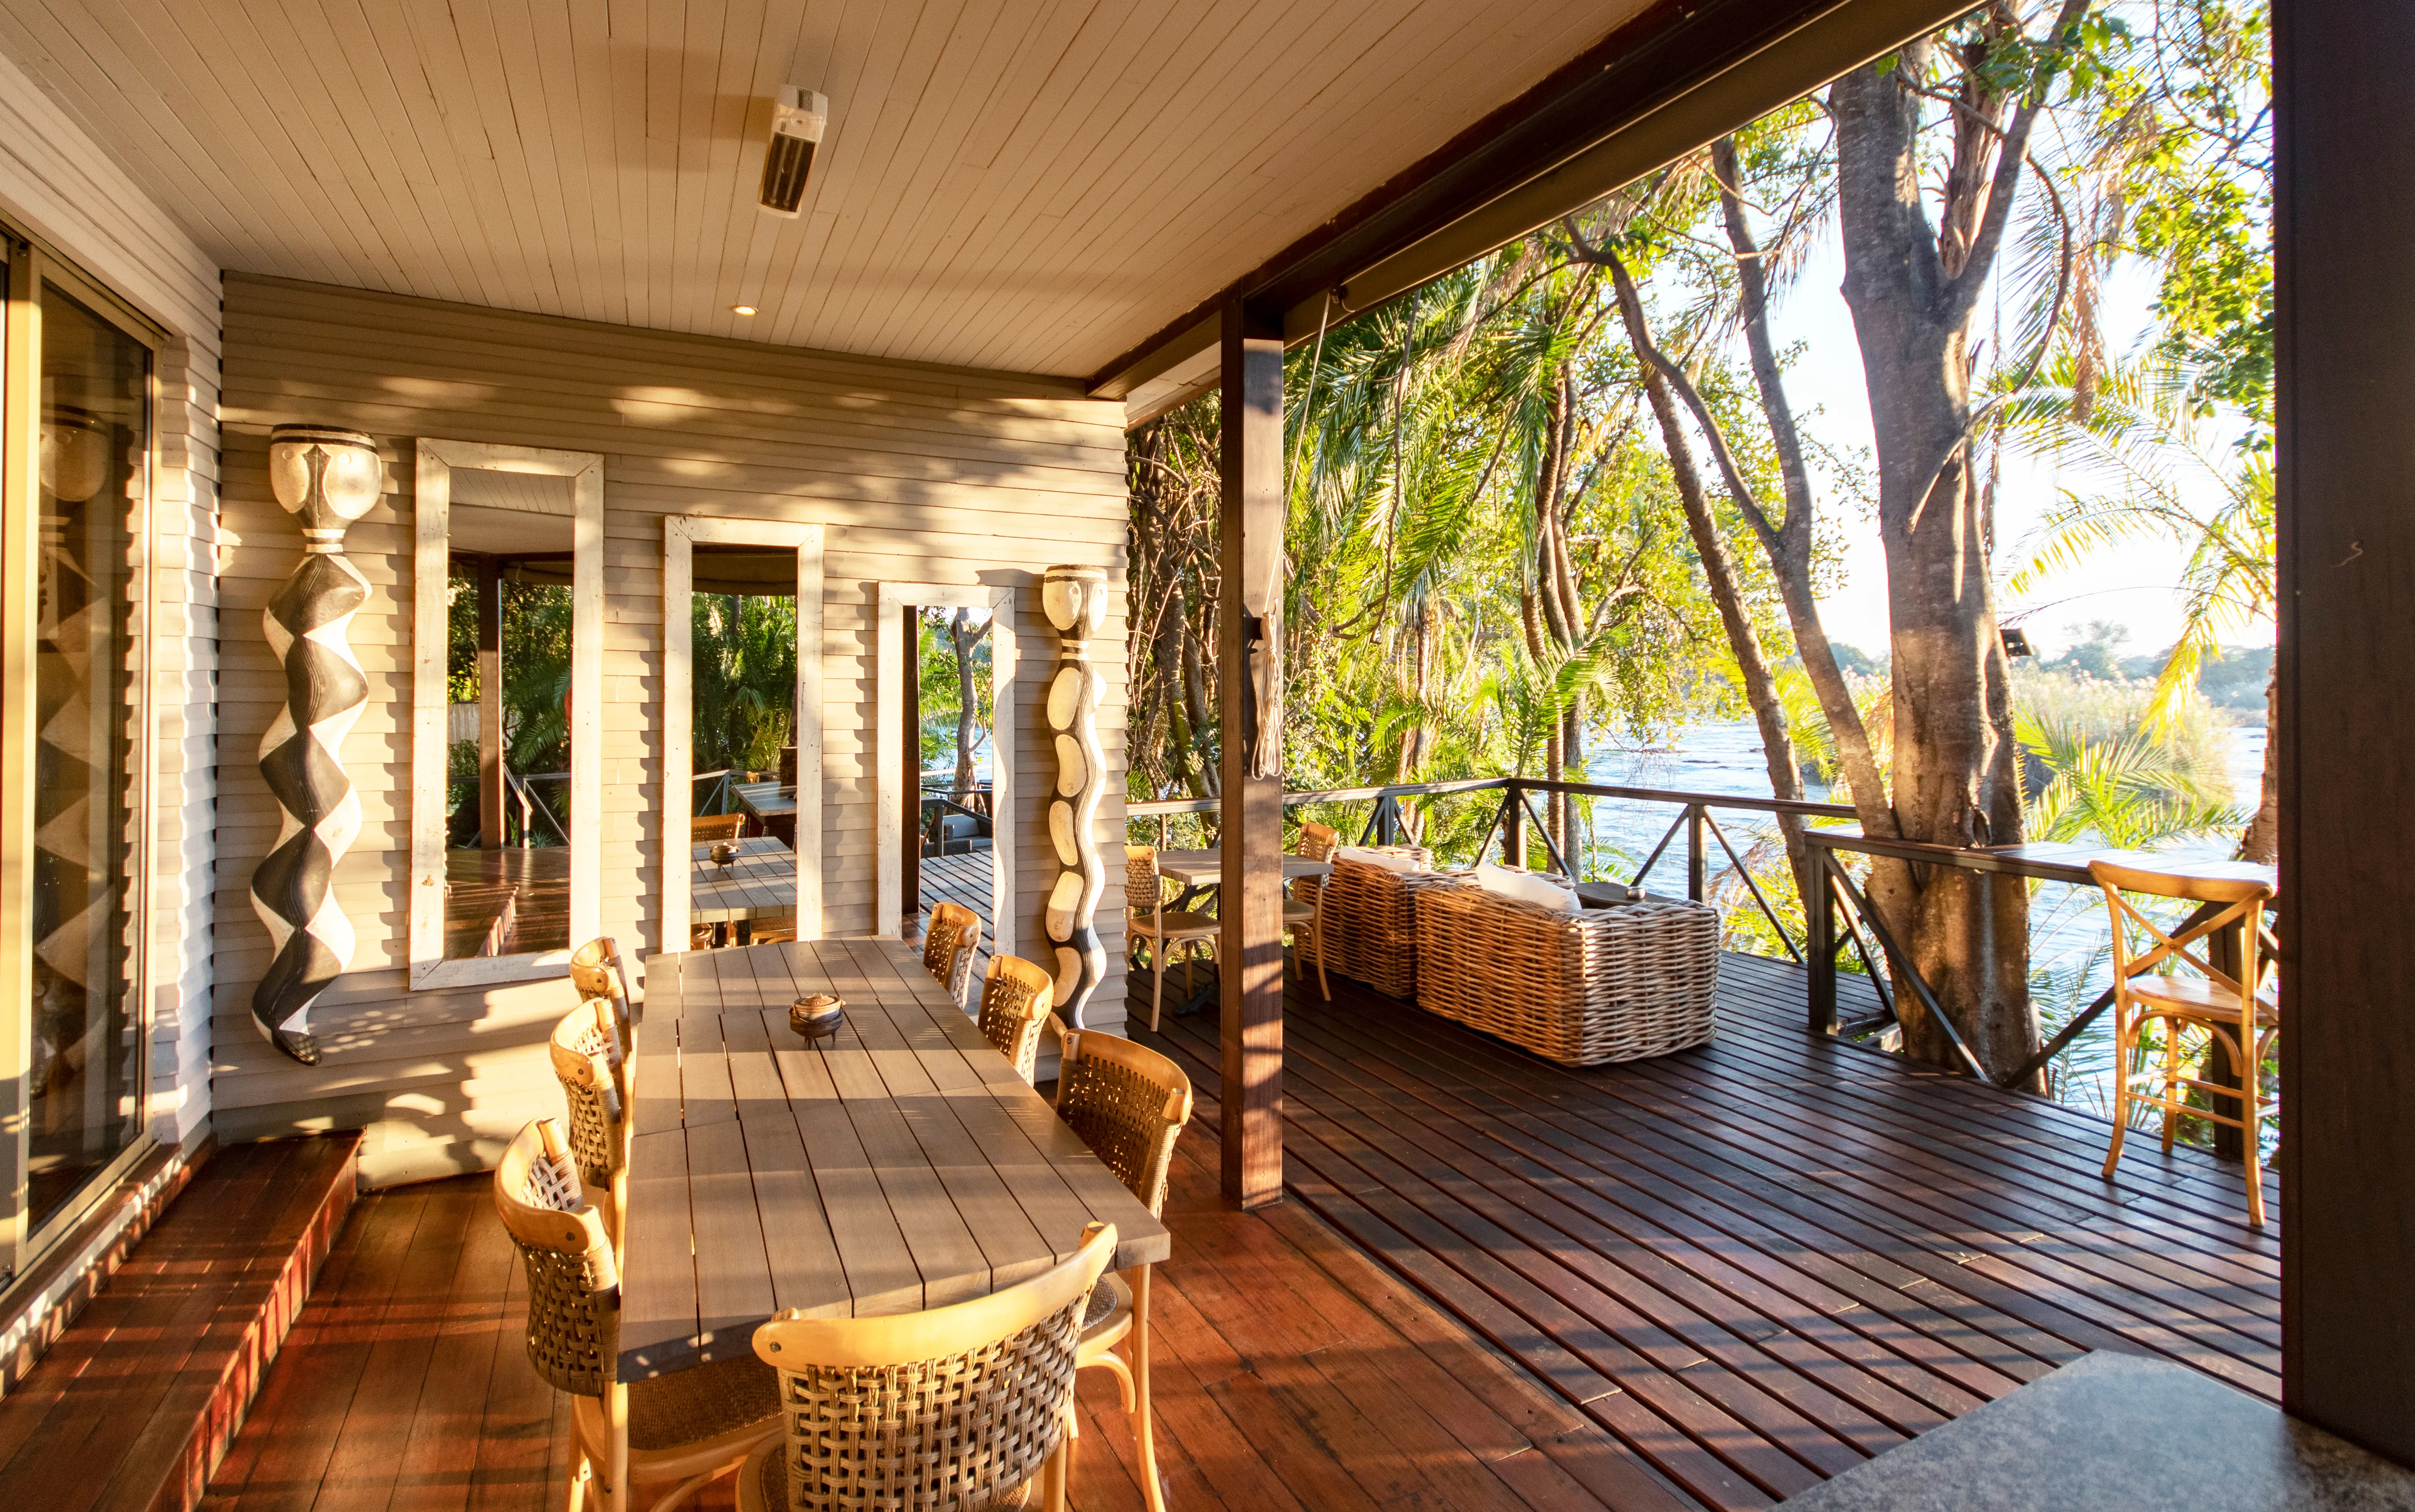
[1335,845,1420,873]
[1470,862,1579,912]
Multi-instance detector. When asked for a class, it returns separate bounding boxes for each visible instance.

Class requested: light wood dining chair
[2091,858,2281,1226]
[569,936,634,1055]
[1125,844,1220,1031]
[978,954,1057,1083]
[736,1222,1117,1512]
[496,1118,779,1512]
[1286,820,1340,1001]
[549,999,631,1248]
[923,900,983,1008]
[1053,1029,1194,1512]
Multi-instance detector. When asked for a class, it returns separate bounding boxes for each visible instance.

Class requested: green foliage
[691,594,796,777]
[918,608,993,775]
[445,571,573,777]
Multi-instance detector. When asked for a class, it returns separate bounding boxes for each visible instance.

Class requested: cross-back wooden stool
[2091,858,2281,1226]
[1125,844,1220,1031]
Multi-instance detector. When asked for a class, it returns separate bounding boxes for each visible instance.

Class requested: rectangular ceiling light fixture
[759,86,829,216]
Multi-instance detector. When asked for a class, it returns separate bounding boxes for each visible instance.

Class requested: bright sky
[1761,229,2269,664]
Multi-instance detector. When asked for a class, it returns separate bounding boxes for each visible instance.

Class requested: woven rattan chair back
[978,954,1055,1082]
[1296,820,1341,863]
[1054,1030,1195,1218]
[1123,844,1166,909]
[692,812,746,844]
[568,936,634,1053]
[495,1118,619,1398]
[549,1000,628,1194]
[923,901,983,1008]
[749,1223,1116,1512]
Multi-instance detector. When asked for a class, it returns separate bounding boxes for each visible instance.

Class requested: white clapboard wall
[216,272,1130,1185]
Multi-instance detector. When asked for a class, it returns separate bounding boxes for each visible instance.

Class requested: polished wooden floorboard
[1131,951,2280,1512]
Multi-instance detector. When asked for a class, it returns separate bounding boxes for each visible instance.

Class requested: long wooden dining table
[617,937,1171,1380]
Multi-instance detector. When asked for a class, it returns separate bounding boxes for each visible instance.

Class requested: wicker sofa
[1410,874,1719,1066]
[1317,846,1433,998]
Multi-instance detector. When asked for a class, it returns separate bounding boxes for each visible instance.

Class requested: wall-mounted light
[759,86,828,217]
[733,305,757,317]
[2000,627,2034,658]
[41,407,108,502]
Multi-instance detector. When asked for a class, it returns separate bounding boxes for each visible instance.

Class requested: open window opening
[909,604,996,951]
[689,546,801,947]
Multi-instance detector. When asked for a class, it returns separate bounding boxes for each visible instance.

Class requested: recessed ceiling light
[733,305,757,316]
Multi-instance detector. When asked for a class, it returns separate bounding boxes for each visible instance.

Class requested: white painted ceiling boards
[0,0,1650,377]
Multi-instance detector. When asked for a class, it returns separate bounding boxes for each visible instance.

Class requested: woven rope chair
[924,900,983,1008]
[496,1119,778,1512]
[549,1000,630,1247]
[978,954,1056,1083]
[1052,1030,1193,1512]
[692,811,746,843]
[1124,844,1219,1031]
[736,1222,1117,1512]
[2092,858,2281,1227]
[569,936,635,1057]
[1285,820,1340,1001]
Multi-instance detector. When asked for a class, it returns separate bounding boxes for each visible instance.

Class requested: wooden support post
[1218,299,1285,1209]
[2275,0,2415,1462]
[1808,850,1836,1036]
[1687,806,1708,902]
[1501,782,1525,868]
[477,554,504,848]
[902,606,921,934]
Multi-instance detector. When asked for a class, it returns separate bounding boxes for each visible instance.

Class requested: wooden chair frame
[1124,844,1220,1031]
[2092,859,2280,1226]
[568,936,635,1053]
[1286,820,1340,1001]
[497,1120,776,1512]
[923,900,983,1008]
[978,954,1056,1082]
[742,1223,1117,1512]
[1053,1029,1194,1512]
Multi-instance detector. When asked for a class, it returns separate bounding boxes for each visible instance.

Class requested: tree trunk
[1834,49,2041,1084]
[947,608,990,800]
[2239,658,2279,863]
[1603,249,1808,899]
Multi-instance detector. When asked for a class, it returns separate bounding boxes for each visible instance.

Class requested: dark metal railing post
[1374,794,1403,846]
[1686,805,1707,902]
[1808,847,1837,1035]
[1501,781,1525,868]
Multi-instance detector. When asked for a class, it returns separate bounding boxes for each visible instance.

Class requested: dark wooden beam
[476,553,503,848]
[2275,0,2415,1466]
[1217,299,1285,1209]
[1091,0,1976,403]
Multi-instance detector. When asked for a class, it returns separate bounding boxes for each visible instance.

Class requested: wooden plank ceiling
[0,0,1649,378]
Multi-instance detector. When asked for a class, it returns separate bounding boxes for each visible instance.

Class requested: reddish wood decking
[1136,956,2280,1511]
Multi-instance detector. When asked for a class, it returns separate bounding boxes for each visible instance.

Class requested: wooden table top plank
[619,1128,698,1377]
[692,836,798,924]
[768,1041,925,1318]
[622,938,1171,1375]
[630,1018,685,1134]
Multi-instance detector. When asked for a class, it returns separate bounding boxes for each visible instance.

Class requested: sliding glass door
[0,237,157,1285]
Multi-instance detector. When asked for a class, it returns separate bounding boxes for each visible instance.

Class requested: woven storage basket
[1411,875,1719,1066]
[1320,848,1434,998]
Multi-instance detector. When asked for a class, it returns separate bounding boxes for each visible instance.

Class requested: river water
[1577,718,2270,1106]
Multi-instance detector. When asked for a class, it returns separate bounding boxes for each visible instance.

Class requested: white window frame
[874,582,1017,945]
[659,516,824,951]
[409,438,604,989]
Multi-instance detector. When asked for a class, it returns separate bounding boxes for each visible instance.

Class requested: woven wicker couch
[1410,874,1720,1066]
[1318,847,1433,998]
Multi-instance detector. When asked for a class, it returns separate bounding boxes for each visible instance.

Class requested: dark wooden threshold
[0,1132,360,1512]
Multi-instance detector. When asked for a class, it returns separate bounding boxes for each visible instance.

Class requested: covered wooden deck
[202,866,2279,1511]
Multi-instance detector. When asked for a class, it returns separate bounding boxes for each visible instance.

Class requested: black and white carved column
[248,425,383,1065]
[1040,566,1108,1026]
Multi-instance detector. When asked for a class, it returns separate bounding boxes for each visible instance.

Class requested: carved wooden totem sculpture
[1040,566,1108,1026]
[249,425,383,1064]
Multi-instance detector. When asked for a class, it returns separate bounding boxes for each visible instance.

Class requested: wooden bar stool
[1287,820,1340,1000]
[923,899,983,1008]
[495,1119,778,1512]
[1125,844,1220,1030]
[978,954,1056,1083]
[2091,858,2281,1226]
[737,1223,1117,1512]
[549,1000,630,1248]
[1053,1028,1195,1512]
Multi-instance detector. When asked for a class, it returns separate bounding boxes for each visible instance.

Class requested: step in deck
[0,1133,360,1512]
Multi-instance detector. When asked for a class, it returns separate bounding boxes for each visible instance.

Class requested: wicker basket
[1411,876,1719,1066]
[1319,848,1434,998]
